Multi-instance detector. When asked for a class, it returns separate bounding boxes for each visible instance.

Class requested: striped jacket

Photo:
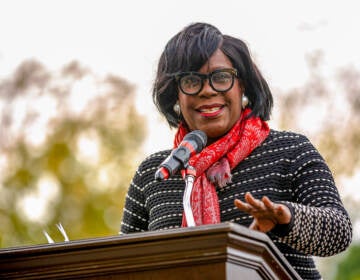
[120,130,352,280]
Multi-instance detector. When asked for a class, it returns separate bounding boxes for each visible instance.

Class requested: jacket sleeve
[120,166,149,234]
[273,135,352,256]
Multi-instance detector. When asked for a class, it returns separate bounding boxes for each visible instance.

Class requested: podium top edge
[0,222,269,254]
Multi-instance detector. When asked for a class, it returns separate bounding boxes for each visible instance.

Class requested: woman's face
[178,49,243,143]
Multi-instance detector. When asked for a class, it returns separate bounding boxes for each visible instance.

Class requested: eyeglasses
[174,68,238,95]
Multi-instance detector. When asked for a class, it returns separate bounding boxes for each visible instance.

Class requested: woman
[120,22,352,279]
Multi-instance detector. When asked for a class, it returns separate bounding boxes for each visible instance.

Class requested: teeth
[200,107,221,113]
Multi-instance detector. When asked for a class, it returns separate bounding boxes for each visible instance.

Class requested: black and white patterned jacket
[120,130,352,280]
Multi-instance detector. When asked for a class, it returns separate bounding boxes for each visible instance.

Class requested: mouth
[196,104,225,117]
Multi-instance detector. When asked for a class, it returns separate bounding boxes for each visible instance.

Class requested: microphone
[155,130,207,181]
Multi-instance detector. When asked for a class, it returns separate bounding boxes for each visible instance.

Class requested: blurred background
[0,0,359,278]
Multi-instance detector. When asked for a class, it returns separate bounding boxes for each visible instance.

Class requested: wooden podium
[0,222,301,279]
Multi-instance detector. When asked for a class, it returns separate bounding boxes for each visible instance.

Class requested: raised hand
[234,192,291,233]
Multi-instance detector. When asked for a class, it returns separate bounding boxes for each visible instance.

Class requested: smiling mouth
[199,106,222,113]
[197,105,224,117]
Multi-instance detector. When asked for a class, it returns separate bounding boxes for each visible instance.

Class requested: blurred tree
[274,50,360,279]
[0,60,146,247]
[275,50,360,177]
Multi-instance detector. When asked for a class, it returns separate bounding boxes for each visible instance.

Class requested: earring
[242,95,249,109]
[173,101,181,116]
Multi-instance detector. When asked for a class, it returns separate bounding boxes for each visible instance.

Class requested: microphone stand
[182,165,196,227]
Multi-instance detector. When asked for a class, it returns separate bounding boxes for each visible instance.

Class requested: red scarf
[173,108,270,227]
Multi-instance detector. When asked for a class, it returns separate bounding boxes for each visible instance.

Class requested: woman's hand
[234,192,292,233]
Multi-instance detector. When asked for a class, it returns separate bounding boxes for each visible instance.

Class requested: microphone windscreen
[184,130,207,152]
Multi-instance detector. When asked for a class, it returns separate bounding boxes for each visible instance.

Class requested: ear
[239,80,245,93]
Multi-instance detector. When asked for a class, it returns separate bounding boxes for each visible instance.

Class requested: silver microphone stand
[182,165,196,227]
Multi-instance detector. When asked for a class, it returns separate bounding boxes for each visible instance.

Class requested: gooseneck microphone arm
[182,166,196,227]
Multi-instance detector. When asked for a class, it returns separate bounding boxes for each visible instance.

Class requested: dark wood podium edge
[0,222,301,279]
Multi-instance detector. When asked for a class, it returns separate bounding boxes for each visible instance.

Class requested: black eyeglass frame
[173,68,238,96]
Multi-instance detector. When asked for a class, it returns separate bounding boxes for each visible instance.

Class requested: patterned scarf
[173,108,270,226]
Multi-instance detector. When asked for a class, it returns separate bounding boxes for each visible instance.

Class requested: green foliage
[335,243,360,280]
[0,60,146,247]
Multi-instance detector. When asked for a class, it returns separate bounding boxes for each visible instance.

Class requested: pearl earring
[173,101,181,116]
[242,95,249,109]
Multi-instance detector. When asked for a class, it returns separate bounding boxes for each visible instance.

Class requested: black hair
[152,22,273,128]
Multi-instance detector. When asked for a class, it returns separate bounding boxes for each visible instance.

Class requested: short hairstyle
[152,22,273,128]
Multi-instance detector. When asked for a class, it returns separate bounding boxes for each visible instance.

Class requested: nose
[198,79,217,98]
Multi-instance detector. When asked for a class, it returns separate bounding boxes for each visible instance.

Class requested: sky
[1,0,359,154]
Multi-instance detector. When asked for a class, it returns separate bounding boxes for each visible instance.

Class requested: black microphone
[155,130,207,181]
